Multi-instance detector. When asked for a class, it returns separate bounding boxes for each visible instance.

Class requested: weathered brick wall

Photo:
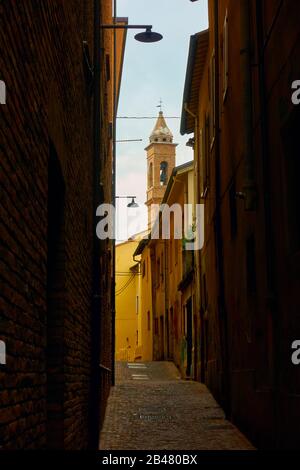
[0,0,110,449]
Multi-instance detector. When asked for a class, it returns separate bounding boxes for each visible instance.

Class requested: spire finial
[149,104,173,143]
[156,98,163,113]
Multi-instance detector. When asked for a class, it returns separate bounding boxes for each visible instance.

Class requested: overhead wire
[115,273,137,296]
[117,116,180,119]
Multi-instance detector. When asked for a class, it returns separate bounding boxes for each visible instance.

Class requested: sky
[115,0,208,240]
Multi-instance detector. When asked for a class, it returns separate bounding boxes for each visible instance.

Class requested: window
[175,239,179,265]
[169,238,173,272]
[199,128,204,196]
[105,54,111,81]
[160,161,168,186]
[205,115,210,188]
[223,10,229,101]
[0,340,6,365]
[182,306,186,335]
[199,114,210,198]
[214,217,220,271]
[157,258,160,287]
[246,234,256,295]
[202,274,208,312]
[142,260,146,277]
[146,257,149,281]
[229,181,237,239]
[209,50,216,146]
[0,80,6,105]
[154,318,159,335]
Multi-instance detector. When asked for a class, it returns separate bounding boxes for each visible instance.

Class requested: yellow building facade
[135,161,197,378]
[115,237,141,362]
[116,112,197,373]
[115,112,177,362]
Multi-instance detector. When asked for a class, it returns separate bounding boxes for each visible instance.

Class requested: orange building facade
[181,0,300,449]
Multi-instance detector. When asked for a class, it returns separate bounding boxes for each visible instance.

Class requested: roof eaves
[180,29,209,136]
[133,236,150,257]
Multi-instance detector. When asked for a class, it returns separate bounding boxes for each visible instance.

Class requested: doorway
[160,315,164,360]
[186,297,193,377]
[166,309,170,359]
[46,142,65,448]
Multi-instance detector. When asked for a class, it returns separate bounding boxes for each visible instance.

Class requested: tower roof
[149,111,173,143]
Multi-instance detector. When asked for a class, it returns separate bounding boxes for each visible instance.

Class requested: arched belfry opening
[160,161,168,186]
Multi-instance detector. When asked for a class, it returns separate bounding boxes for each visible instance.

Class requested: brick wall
[0,0,112,449]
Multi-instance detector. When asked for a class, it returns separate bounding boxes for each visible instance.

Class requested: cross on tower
[157,98,163,112]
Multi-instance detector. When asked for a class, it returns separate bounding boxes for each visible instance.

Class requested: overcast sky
[116,0,208,240]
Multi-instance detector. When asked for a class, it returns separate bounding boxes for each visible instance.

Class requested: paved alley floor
[100,362,255,450]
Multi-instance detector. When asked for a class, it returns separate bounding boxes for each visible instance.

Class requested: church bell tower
[145,111,177,229]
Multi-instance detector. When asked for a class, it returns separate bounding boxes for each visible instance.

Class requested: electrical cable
[117,116,180,119]
[115,273,135,294]
[115,273,137,295]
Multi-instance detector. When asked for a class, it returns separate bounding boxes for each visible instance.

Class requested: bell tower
[145,111,177,229]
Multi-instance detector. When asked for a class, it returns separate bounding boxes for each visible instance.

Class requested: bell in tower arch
[160,161,168,186]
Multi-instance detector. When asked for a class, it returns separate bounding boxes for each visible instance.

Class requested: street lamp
[127,198,139,209]
[108,4,162,387]
[101,24,163,43]
[115,196,139,208]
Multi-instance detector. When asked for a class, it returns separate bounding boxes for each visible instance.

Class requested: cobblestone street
[100,362,255,450]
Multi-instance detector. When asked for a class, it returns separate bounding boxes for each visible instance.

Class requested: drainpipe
[133,254,141,266]
[183,104,201,381]
[240,0,257,210]
[183,103,199,257]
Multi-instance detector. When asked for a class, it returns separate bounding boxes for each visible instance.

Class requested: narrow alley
[100,362,254,450]
[1,0,300,455]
